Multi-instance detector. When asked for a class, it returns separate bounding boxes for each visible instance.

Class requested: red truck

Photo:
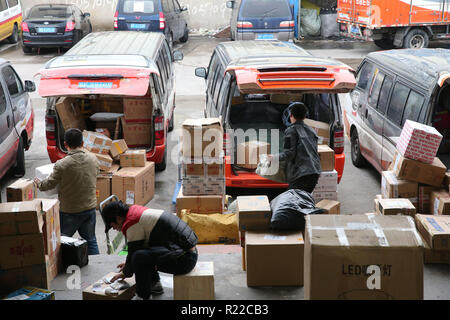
[337,0,450,49]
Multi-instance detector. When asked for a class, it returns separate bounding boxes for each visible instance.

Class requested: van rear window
[240,0,292,18]
[121,0,158,14]
[29,6,71,19]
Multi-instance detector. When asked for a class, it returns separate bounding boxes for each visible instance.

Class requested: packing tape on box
[384,171,399,198]
[393,153,402,173]
[113,142,124,154]
[434,198,439,216]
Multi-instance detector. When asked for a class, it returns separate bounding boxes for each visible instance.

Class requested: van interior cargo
[433,81,450,161]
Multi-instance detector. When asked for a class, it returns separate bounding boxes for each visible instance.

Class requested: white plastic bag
[256,155,287,184]
[35,163,58,197]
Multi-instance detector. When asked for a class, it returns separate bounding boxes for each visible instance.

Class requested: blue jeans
[60,208,100,255]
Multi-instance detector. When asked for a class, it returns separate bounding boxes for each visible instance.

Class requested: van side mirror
[181,7,188,12]
[195,67,207,78]
[173,50,183,62]
[226,1,234,9]
[24,80,36,93]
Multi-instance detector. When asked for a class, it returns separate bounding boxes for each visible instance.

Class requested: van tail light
[334,128,345,154]
[280,20,295,27]
[159,12,166,30]
[114,11,118,29]
[237,21,253,28]
[45,115,56,146]
[65,20,75,32]
[223,132,232,155]
[21,22,29,33]
[154,116,165,145]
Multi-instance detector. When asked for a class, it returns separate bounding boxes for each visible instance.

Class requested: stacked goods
[55,97,87,131]
[418,185,440,214]
[318,144,335,172]
[312,170,338,202]
[96,164,120,209]
[6,179,37,202]
[415,214,450,264]
[304,118,330,145]
[375,198,416,217]
[83,130,113,171]
[236,140,270,170]
[304,214,424,300]
[173,261,215,300]
[121,98,153,147]
[110,139,128,160]
[120,150,146,167]
[176,187,224,216]
[430,190,450,215]
[381,171,418,208]
[236,196,272,231]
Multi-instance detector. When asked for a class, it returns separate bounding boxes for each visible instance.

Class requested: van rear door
[118,0,160,31]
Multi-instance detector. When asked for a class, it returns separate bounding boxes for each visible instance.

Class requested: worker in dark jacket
[102,201,198,300]
[270,102,321,193]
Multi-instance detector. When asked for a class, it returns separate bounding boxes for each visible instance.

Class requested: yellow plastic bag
[180,210,239,244]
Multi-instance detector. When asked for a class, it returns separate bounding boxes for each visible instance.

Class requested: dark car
[21,4,92,54]
[114,0,189,48]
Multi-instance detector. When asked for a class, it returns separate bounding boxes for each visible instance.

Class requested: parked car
[343,49,450,172]
[195,40,356,190]
[37,31,183,171]
[0,59,35,179]
[21,4,92,54]
[226,0,295,41]
[114,0,189,48]
[0,0,22,44]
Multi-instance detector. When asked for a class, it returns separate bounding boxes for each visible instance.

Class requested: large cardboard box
[93,98,124,114]
[39,199,61,265]
[246,231,304,287]
[173,261,215,300]
[304,118,330,145]
[304,214,424,300]
[0,263,51,296]
[421,233,450,264]
[381,171,418,208]
[121,118,152,147]
[376,198,416,217]
[0,233,46,270]
[56,97,87,131]
[110,139,128,159]
[123,98,153,123]
[181,118,223,159]
[418,185,439,214]
[314,170,338,192]
[236,140,270,170]
[318,144,335,172]
[82,130,112,155]
[176,187,223,216]
[120,150,146,167]
[430,190,450,215]
[236,196,272,231]
[6,179,37,202]
[391,150,446,187]
[112,162,155,206]
[0,200,43,237]
[96,178,111,209]
[316,199,340,215]
[415,214,450,251]
[396,120,442,164]
[82,272,136,300]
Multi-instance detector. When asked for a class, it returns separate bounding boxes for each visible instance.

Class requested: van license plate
[130,23,146,29]
[38,27,56,33]
[78,82,113,89]
[256,34,274,40]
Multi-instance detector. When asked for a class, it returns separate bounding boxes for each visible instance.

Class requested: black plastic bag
[61,236,89,269]
[270,189,324,231]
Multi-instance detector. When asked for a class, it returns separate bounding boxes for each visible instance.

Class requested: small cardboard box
[316,199,340,215]
[246,231,304,287]
[374,194,383,212]
[83,130,112,155]
[123,98,153,123]
[304,214,424,300]
[381,171,418,208]
[112,162,155,206]
[0,263,51,296]
[391,151,446,187]
[181,118,223,159]
[415,214,450,251]
[96,178,111,209]
[318,144,335,172]
[121,118,152,147]
[236,140,270,170]
[94,153,113,171]
[314,170,338,192]
[430,190,450,215]
[182,163,224,178]
[418,185,439,214]
[120,150,146,167]
[110,139,128,159]
[93,98,124,114]
[82,272,136,300]
[173,261,215,300]
[56,97,86,131]
[0,200,44,237]
[6,179,37,202]
[0,233,46,270]
[236,196,272,231]
[176,187,223,216]
[304,118,330,145]
[376,198,416,217]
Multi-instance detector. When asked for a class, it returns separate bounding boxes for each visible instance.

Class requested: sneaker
[132,294,149,300]
[151,280,164,295]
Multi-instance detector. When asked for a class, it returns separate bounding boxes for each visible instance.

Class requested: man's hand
[111,272,126,283]
[33,178,41,188]
[117,263,125,272]
[266,154,274,162]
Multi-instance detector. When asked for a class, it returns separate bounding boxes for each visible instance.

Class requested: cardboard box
[318,144,335,172]
[182,176,226,196]
[312,191,338,202]
[6,179,37,202]
[173,261,215,300]
[123,98,153,123]
[83,130,112,155]
[381,171,418,208]
[396,120,442,164]
[391,151,446,187]
[304,214,424,300]
[314,170,338,192]
[421,233,450,264]
[182,163,224,178]
[246,231,304,287]
[0,233,46,270]
[82,272,136,300]
[376,198,416,216]
[430,190,450,215]
[181,118,223,159]
[270,93,303,105]
[0,200,43,237]
[418,185,439,214]
[97,164,120,178]
[316,199,340,215]
[176,187,223,216]
[304,118,330,145]
[444,172,450,189]
[121,118,152,147]
[236,196,272,231]
[236,140,270,170]
[374,194,383,212]
[120,150,146,167]
[110,139,128,159]
[95,128,111,138]
[112,162,155,206]
[39,199,61,260]
[415,214,450,251]
[3,286,55,300]
[93,98,124,114]
[94,153,113,171]
[56,97,87,131]
[96,178,111,209]
[0,263,51,296]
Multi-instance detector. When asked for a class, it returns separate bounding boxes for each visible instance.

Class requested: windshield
[46,55,150,68]
[121,0,158,14]
[240,0,292,18]
[28,6,71,19]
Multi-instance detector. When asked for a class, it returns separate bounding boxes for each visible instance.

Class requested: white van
[0,0,22,43]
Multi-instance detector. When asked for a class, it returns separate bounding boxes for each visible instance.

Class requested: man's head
[101,201,130,233]
[64,128,83,150]
[289,102,308,123]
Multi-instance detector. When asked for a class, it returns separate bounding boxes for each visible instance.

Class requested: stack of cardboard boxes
[121,98,153,147]
[415,214,450,264]
[313,144,339,204]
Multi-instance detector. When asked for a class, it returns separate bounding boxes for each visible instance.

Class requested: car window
[207,53,219,93]
[240,0,292,18]
[356,61,375,91]
[377,75,393,115]
[7,0,18,7]
[155,56,166,93]
[162,0,173,12]
[2,66,23,96]
[121,0,158,14]
[368,71,384,108]
[29,6,71,18]
[386,82,410,126]
[160,46,171,81]
[401,90,424,126]
[212,65,224,103]
[217,73,232,117]
[162,40,172,71]
[0,82,7,115]
[0,0,8,11]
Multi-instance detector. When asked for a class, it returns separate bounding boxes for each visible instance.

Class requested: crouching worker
[102,201,198,300]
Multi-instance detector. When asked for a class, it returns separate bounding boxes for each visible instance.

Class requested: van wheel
[374,38,394,50]
[179,26,189,43]
[351,130,366,168]
[8,24,19,44]
[13,137,26,177]
[403,29,429,49]
[155,145,167,172]
[168,112,174,132]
